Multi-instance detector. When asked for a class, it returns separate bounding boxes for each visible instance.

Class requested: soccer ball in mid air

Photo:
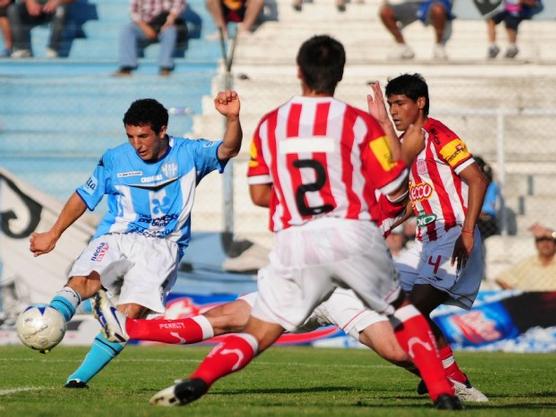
[16,304,66,353]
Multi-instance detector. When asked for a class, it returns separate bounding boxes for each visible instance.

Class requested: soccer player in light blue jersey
[28,91,243,388]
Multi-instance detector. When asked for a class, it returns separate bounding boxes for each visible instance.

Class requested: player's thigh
[396,241,422,293]
[251,261,335,332]
[334,244,399,315]
[415,228,483,309]
[313,288,387,341]
[118,235,179,314]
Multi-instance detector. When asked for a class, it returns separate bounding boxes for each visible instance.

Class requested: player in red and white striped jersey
[368,74,488,402]
[246,95,408,231]
[148,36,461,410]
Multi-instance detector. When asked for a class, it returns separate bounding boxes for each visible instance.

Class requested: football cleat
[64,380,89,389]
[417,378,489,402]
[451,379,489,402]
[149,378,209,406]
[92,290,128,343]
[434,394,464,410]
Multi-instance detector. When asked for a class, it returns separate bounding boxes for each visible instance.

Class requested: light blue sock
[66,333,126,384]
[50,286,81,322]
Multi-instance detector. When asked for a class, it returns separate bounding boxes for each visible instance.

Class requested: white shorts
[398,226,484,309]
[250,218,400,332]
[68,234,179,313]
[240,288,387,341]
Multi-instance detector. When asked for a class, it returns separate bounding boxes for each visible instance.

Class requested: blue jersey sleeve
[191,139,227,179]
[75,156,107,210]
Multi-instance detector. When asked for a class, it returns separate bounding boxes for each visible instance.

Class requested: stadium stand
[0,0,555,280]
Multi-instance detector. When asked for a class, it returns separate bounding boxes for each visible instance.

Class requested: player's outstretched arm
[29,192,87,257]
[215,90,243,161]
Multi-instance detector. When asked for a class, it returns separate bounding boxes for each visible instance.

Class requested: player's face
[126,124,168,162]
[387,94,422,132]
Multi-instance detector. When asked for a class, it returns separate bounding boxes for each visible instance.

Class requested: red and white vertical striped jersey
[247,96,408,232]
[408,117,475,242]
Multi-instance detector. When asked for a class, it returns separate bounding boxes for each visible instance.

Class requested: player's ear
[296,66,304,82]
[417,97,426,112]
[159,125,168,138]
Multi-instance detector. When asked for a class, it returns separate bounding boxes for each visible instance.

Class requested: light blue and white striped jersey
[76,136,225,257]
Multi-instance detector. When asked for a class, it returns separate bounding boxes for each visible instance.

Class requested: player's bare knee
[379,6,394,22]
[429,4,445,21]
[118,303,148,318]
[67,275,101,299]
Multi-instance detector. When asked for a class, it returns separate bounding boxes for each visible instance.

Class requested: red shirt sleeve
[361,115,408,195]
[427,118,474,174]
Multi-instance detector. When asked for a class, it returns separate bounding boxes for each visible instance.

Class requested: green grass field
[1,345,555,417]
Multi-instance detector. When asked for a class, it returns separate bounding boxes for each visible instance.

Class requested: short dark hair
[296,35,345,95]
[123,98,169,134]
[385,73,430,116]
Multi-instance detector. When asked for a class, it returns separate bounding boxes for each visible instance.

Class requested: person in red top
[368,73,488,402]
[100,36,461,409]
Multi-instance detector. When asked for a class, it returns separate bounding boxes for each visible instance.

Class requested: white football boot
[92,289,128,343]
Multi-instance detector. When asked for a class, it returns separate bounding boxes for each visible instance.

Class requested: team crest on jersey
[416,159,428,175]
[161,162,178,178]
[409,182,433,202]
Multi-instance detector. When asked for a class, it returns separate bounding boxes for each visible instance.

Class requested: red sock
[393,305,454,402]
[191,333,258,386]
[126,315,214,344]
[439,345,467,383]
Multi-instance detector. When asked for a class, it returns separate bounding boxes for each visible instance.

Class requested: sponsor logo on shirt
[117,170,143,178]
[161,163,178,178]
[409,181,433,202]
[141,174,164,184]
[137,213,179,227]
[83,176,97,195]
[416,212,437,227]
[90,242,109,262]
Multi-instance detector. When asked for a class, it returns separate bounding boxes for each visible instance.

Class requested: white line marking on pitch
[0,387,44,396]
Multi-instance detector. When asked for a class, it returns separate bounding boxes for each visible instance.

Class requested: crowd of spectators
[0,0,547,63]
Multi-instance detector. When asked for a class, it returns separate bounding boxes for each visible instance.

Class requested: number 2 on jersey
[292,159,334,216]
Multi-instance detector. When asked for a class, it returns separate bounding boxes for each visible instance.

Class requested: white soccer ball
[16,304,66,352]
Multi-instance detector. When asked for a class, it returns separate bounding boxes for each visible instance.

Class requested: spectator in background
[0,0,13,57]
[206,0,264,39]
[475,156,501,239]
[114,0,186,77]
[495,223,556,290]
[378,0,453,60]
[8,0,74,58]
[486,0,543,59]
